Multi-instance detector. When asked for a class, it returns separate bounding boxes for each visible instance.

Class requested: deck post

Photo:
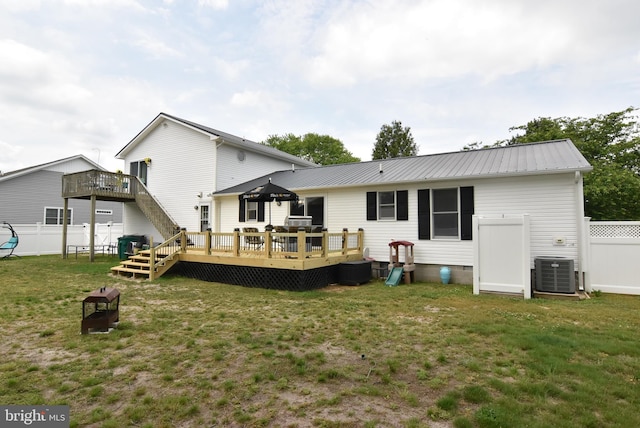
[149,236,155,281]
[321,228,328,258]
[358,228,364,253]
[89,194,96,262]
[62,197,69,259]
[233,228,240,257]
[205,228,212,256]
[180,228,187,252]
[265,225,273,258]
[342,228,348,255]
[297,227,306,259]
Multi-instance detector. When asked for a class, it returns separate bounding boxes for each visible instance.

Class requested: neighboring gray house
[0,155,123,226]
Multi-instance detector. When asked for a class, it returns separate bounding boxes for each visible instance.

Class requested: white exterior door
[473,215,531,299]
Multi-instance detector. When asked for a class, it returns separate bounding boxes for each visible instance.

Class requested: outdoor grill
[284,216,313,228]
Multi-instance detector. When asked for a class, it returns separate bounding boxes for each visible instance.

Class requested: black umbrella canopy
[239,181,298,202]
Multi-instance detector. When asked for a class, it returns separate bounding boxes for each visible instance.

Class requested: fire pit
[81,287,120,334]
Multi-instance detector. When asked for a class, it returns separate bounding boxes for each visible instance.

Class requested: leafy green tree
[494,108,640,220]
[372,120,418,159]
[263,133,360,165]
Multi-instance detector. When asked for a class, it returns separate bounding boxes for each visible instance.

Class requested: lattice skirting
[168,261,340,291]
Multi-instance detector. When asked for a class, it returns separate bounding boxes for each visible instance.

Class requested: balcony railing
[62,170,180,239]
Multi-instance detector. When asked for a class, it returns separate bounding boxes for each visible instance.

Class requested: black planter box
[338,260,372,286]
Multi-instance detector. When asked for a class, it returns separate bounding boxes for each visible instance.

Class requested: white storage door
[473,215,531,299]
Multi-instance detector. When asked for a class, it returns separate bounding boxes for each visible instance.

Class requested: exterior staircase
[110,232,183,280]
[133,185,180,240]
[62,170,183,279]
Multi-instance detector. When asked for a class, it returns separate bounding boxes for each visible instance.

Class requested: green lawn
[1,255,639,427]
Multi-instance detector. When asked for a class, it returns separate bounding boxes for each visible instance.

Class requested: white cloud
[131,30,184,59]
[230,90,288,113]
[198,0,228,10]
[214,57,250,80]
[301,0,640,87]
[61,0,146,10]
[0,0,41,12]
[0,39,92,111]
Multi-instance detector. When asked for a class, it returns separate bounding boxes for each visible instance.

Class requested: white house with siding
[114,113,317,244]
[212,139,593,288]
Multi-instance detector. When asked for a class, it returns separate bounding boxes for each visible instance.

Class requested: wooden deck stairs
[110,233,183,280]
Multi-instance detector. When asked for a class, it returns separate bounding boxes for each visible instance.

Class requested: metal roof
[215,139,592,195]
[116,113,318,167]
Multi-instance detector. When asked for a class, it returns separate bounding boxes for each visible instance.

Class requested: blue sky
[1,0,638,172]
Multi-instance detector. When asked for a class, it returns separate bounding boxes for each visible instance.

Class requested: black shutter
[418,189,430,240]
[258,202,265,222]
[239,199,246,222]
[396,190,408,221]
[460,186,474,240]
[366,192,377,221]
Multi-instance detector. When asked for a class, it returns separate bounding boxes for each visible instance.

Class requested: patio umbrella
[239,179,298,225]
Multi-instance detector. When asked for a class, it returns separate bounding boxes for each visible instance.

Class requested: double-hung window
[239,199,264,222]
[418,187,474,240]
[378,191,396,220]
[246,201,258,221]
[366,190,409,221]
[45,207,72,225]
[432,188,459,238]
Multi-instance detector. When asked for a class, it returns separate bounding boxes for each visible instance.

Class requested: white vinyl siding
[474,174,580,267]
[215,173,580,269]
[122,119,316,241]
[123,121,216,237]
[216,144,299,192]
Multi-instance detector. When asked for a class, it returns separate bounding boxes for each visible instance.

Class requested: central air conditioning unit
[534,257,575,293]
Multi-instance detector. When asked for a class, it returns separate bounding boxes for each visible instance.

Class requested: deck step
[111,267,151,274]
[120,261,153,268]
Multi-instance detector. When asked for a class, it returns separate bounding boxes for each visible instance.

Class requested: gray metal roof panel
[215,139,592,195]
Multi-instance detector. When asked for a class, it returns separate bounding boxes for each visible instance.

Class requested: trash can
[117,235,146,260]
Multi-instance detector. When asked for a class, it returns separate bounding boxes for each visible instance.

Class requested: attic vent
[534,257,575,293]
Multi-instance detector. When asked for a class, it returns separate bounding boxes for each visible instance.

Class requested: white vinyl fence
[473,215,532,298]
[586,221,640,295]
[2,223,123,256]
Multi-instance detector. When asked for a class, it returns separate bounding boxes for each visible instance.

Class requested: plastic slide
[385,267,404,286]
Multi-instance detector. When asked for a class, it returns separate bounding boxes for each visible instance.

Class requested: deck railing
[178,228,364,260]
[62,170,137,200]
[134,186,181,239]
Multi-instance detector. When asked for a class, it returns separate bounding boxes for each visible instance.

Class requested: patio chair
[272,226,288,251]
[0,222,19,259]
[242,227,264,250]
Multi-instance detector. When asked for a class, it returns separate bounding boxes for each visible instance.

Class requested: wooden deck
[111,228,365,281]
